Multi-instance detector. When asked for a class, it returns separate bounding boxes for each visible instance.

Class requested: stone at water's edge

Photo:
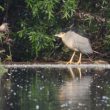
[94,60,109,64]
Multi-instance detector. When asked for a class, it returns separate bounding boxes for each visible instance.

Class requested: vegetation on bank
[0,63,8,74]
[0,0,110,62]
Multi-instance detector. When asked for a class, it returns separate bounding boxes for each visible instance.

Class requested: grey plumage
[61,31,93,54]
[55,30,93,64]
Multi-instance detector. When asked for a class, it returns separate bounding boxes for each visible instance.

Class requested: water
[0,65,110,110]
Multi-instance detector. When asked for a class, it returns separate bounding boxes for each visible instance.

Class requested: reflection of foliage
[28,74,59,110]
[1,68,62,110]
[0,64,8,75]
[90,70,110,110]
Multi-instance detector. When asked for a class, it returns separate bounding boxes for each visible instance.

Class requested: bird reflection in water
[58,68,92,110]
[67,67,82,79]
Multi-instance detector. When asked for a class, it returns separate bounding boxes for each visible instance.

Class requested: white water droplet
[36,105,39,109]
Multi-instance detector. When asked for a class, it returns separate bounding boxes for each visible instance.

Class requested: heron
[55,31,93,64]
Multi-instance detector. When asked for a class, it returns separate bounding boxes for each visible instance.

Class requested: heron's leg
[76,53,82,64]
[77,68,82,79]
[67,67,75,79]
[67,51,76,64]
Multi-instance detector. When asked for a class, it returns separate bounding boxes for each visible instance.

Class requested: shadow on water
[0,66,110,110]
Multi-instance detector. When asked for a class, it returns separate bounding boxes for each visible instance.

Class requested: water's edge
[1,64,110,69]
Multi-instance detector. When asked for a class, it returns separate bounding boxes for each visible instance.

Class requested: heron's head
[55,32,65,38]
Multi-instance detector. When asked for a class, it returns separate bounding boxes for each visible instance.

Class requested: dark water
[0,67,110,110]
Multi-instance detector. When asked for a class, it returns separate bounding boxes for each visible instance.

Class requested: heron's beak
[54,34,58,37]
[55,34,61,38]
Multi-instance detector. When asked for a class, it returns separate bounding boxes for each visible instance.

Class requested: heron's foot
[75,61,81,65]
[66,61,74,64]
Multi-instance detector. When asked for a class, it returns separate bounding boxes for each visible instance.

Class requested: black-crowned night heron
[55,31,93,64]
[0,23,9,33]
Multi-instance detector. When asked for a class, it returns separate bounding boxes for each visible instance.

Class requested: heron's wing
[63,31,93,54]
[65,31,93,54]
[73,33,93,54]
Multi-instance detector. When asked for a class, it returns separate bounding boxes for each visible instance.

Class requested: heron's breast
[62,38,78,51]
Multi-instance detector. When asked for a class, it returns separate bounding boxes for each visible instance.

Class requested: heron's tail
[87,50,104,63]
[93,50,104,56]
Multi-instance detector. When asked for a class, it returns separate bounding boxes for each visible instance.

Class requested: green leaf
[0,6,4,11]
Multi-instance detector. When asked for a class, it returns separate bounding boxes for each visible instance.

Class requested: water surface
[0,66,110,110]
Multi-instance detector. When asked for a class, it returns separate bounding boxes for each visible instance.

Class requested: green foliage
[0,33,4,44]
[25,0,77,19]
[28,31,54,56]
[0,0,110,61]
[104,35,110,50]
[62,0,76,19]
[0,64,8,75]
[0,5,4,11]
[12,0,77,59]
[17,25,54,57]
